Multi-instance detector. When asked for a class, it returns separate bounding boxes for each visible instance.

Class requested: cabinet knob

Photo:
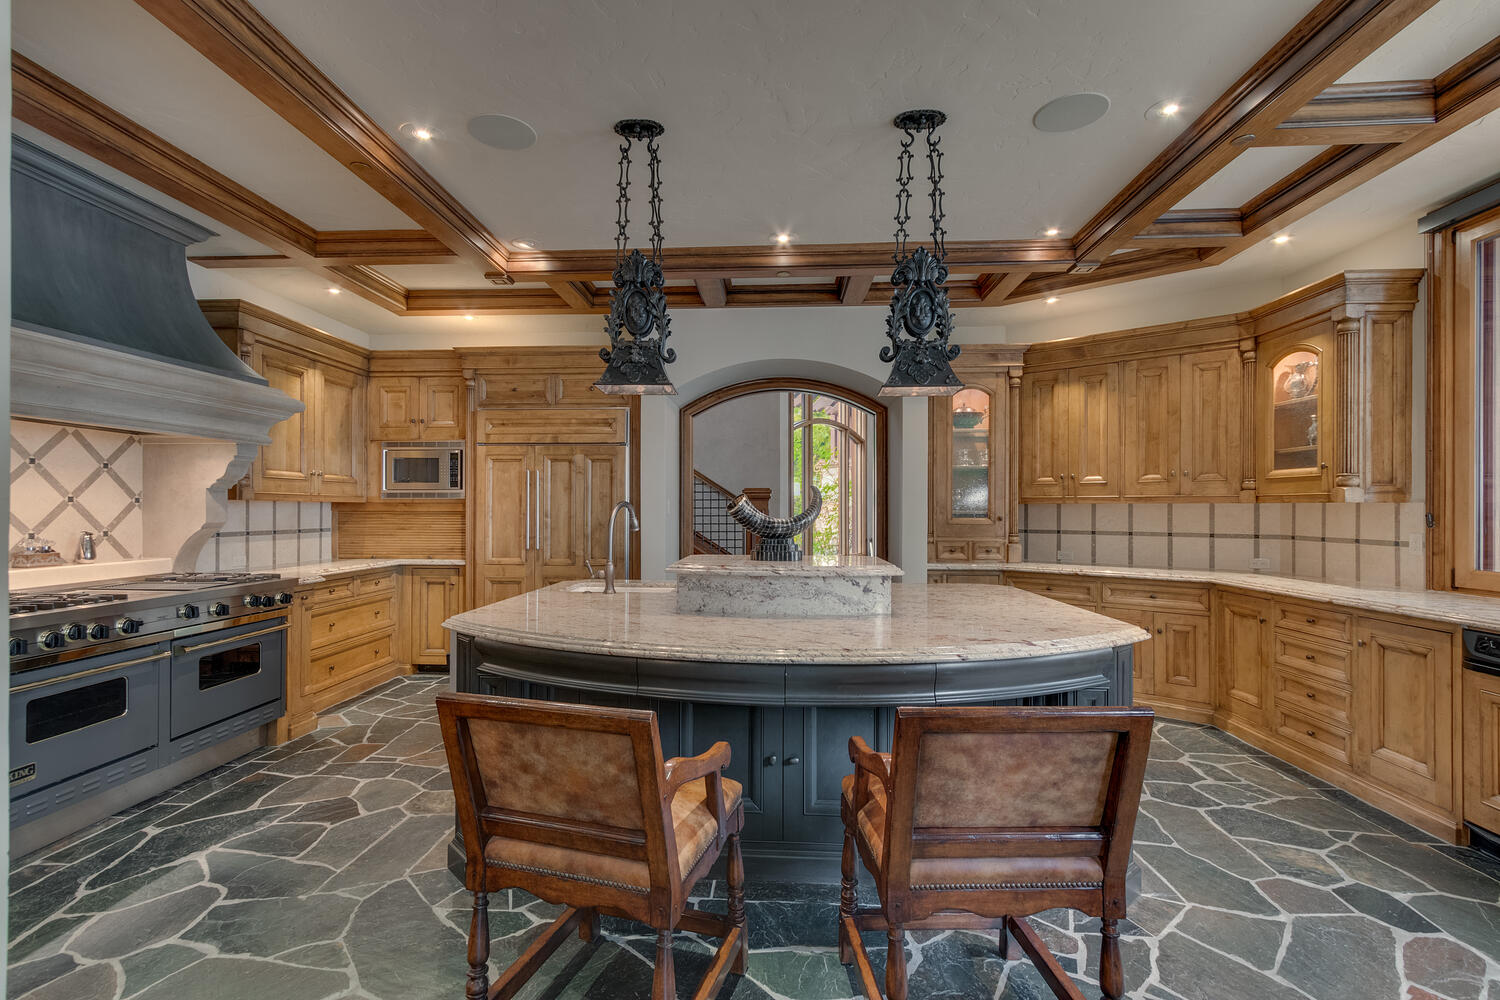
[1070,473,1077,479]
[1258,618,1266,624]
[1305,654,1315,661]
[1305,617,1316,624]
[1306,729,1316,738]
[1320,463,1328,470]
[1183,469,1190,477]
[784,756,802,766]
[1357,639,1366,647]
[1156,627,1164,635]
[410,418,417,424]
[764,754,778,767]
[1169,469,1176,477]
[1306,691,1315,699]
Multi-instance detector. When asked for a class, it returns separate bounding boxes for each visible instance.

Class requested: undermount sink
[565,581,675,594]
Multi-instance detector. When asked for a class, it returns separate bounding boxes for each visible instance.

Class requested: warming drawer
[169,617,286,740]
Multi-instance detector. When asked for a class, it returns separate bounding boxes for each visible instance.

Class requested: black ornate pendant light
[594,119,677,395]
[877,109,961,396]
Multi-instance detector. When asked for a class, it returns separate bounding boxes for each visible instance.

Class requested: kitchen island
[445,579,1147,875]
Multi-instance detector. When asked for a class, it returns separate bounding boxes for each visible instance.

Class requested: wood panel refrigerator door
[419,377,467,440]
[1152,613,1212,709]
[474,446,532,604]
[314,366,366,498]
[1216,592,1271,730]
[781,706,893,845]
[1353,620,1453,809]
[1181,349,1243,497]
[1071,363,1121,499]
[1019,371,1067,501]
[1122,356,1180,498]
[1100,606,1155,699]
[535,445,628,590]
[252,346,315,495]
[369,377,419,441]
[1462,666,1500,835]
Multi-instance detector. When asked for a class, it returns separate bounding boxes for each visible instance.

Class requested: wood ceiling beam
[1128,209,1245,250]
[975,272,1028,305]
[1006,249,1214,305]
[837,274,874,306]
[546,280,597,311]
[1070,0,1439,269]
[695,278,729,308]
[312,230,456,265]
[133,0,513,280]
[1256,79,1434,144]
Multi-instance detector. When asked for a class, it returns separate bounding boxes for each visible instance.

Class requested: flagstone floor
[7,675,1500,1000]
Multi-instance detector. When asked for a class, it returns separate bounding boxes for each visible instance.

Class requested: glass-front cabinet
[929,374,1012,562]
[1257,328,1332,499]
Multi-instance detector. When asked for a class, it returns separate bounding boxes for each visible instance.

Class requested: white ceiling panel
[1338,0,1500,83]
[1172,146,1329,211]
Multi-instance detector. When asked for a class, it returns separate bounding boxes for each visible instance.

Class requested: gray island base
[446,580,1146,879]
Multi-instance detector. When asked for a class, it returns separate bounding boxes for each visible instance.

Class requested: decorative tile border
[1021,502,1426,589]
[10,419,144,562]
[194,500,333,571]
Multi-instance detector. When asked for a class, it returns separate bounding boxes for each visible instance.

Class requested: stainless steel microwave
[382,442,464,498]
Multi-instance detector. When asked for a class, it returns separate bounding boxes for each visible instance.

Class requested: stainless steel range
[9,571,293,854]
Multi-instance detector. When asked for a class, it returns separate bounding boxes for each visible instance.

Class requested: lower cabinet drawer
[1275,603,1354,644]
[307,580,357,606]
[1272,669,1351,728]
[1006,574,1099,607]
[1275,707,1354,768]
[1099,581,1211,614]
[972,542,1006,561]
[309,598,394,651]
[935,541,970,561]
[1274,633,1353,686]
[310,630,396,692]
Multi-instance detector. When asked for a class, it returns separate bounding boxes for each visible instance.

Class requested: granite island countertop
[445,580,1148,664]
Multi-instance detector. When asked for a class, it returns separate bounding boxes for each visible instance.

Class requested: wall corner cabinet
[203,299,369,502]
[927,347,1026,564]
[1015,270,1420,504]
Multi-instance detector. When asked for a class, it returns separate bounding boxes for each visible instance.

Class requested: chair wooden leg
[885,927,907,1000]
[466,890,490,1000]
[999,918,1023,961]
[579,907,601,942]
[654,927,677,1000]
[838,827,858,964]
[727,832,748,975]
[1100,918,1123,1000]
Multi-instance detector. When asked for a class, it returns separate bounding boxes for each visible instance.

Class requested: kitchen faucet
[586,500,640,594]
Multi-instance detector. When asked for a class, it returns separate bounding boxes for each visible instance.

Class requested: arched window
[790,391,872,558]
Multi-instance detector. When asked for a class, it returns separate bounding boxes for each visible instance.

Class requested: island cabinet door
[655,703,784,845]
[780,706,894,845]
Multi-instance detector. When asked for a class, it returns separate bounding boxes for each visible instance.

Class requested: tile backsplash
[194,501,332,572]
[10,419,144,562]
[1021,502,1427,589]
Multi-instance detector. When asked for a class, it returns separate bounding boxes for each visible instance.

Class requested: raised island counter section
[445,581,1146,870]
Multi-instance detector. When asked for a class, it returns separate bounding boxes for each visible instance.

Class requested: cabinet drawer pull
[784,756,802,766]
[1156,627,1164,635]
[1305,729,1316,737]
[1306,691,1315,699]
[1305,617,1316,624]
[1259,618,1267,624]
[764,755,778,767]
[1305,654,1315,661]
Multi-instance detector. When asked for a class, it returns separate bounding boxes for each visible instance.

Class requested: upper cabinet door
[369,377,420,442]
[1258,328,1332,499]
[1019,371,1067,501]
[1071,363,1121,499]
[1180,348,1242,497]
[313,366,366,498]
[1122,356,1180,498]
[933,383,1001,534]
[419,377,467,440]
[252,346,315,496]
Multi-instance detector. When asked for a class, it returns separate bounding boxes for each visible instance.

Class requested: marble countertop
[935,561,1500,632]
[668,554,903,577]
[445,580,1148,664]
[280,558,465,585]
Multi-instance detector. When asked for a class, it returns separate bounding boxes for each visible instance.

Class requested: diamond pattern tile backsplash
[10,419,144,562]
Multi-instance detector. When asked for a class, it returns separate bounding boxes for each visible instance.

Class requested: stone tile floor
[7,675,1500,999]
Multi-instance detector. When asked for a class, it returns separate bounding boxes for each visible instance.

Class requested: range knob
[116,617,144,635]
[64,622,87,641]
[209,602,230,617]
[178,604,200,620]
[243,594,264,608]
[87,623,110,641]
[276,592,293,606]
[39,630,66,650]
[9,636,28,657]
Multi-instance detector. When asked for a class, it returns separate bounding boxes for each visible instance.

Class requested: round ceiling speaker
[467,114,538,150]
[1032,93,1110,133]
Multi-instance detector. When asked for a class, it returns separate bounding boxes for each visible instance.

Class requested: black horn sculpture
[728,483,822,561]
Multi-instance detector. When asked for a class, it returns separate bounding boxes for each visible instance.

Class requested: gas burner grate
[136,572,280,584]
[9,592,129,613]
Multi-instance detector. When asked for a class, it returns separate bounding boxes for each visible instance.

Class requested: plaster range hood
[9,137,302,572]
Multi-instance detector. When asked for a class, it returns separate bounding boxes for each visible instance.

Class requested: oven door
[169,617,286,740]
[9,643,166,808]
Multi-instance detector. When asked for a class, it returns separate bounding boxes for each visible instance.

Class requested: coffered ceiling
[10,0,1500,327]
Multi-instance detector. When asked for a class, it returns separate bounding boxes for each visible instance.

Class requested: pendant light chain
[614,139,632,265]
[892,127,915,262]
[926,124,946,261]
[646,136,664,263]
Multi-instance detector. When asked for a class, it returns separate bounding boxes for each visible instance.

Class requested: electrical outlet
[1250,557,1271,571]
[1056,550,1073,563]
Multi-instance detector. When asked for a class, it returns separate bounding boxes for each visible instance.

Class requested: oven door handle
[176,623,288,656]
[11,651,169,694]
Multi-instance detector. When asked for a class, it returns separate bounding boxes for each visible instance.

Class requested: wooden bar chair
[837,705,1154,1000]
[437,692,749,1000]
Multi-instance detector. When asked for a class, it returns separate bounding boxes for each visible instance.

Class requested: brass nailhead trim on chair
[485,857,649,895]
[912,880,1105,892]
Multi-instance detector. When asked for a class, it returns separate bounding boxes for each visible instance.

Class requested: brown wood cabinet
[405,566,462,666]
[370,376,467,442]
[1018,364,1121,501]
[283,568,402,739]
[1463,665,1500,837]
[1215,591,1272,730]
[1353,618,1454,810]
[203,300,369,502]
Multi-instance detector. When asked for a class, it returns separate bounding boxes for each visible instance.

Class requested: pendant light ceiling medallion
[595,118,678,395]
[878,109,961,397]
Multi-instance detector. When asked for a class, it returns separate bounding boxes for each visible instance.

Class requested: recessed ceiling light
[775,232,792,245]
[1272,234,1292,245]
[1044,227,1061,237]
[327,287,341,295]
[464,315,474,321]
[1032,93,1110,133]
[467,114,538,151]
[1146,100,1184,121]
[1045,296,1060,304]
[512,239,538,250]
[776,270,792,277]
[399,123,437,142]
